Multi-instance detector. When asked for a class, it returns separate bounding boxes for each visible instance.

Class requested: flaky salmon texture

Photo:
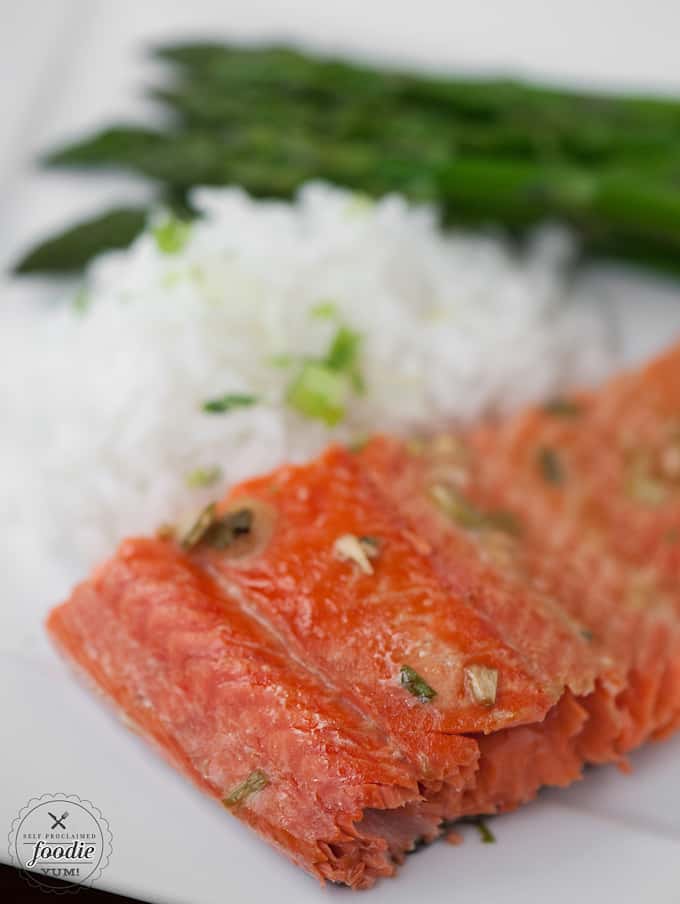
[47,342,680,888]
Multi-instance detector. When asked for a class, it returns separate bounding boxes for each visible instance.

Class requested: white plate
[3,2,680,902]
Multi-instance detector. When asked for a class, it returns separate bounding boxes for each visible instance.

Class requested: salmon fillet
[48,539,447,887]
[47,342,680,888]
[361,341,680,814]
[465,341,680,756]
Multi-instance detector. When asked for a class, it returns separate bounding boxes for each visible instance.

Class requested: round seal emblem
[8,793,112,893]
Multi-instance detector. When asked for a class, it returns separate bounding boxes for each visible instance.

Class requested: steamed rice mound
[0,182,613,597]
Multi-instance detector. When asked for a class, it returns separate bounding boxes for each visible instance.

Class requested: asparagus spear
[13,207,148,274]
[16,42,680,277]
[44,123,680,236]
[33,129,680,275]
[151,43,680,175]
[156,42,680,133]
[152,68,680,167]
[43,124,446,197]
[439,159,680,263]
[35,134,680,276]
[155,79,602,169]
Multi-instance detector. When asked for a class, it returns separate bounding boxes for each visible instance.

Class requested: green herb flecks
[543,398,583,417]
[309,300,338,319]
[325,325,361,371]
[358,535,380,555]
[399,665,437,702]
[537,446,565,484]
[202,393,258,414]
[180,502,218,549]
[626,452,668,506]
[429,484,520,535]
[286,323,365,426]
[153,213,191,253]
[344,192,375,217]
[472,818,496,844]
[287,363,348,426]
[203,507,253,549]
[464,664,499,706]
[333,533,379,574]
[180,504,253,550]
[223,769,269,808]
[268,354,294,368]
[156,522,176,541]
[185,466,222,488]
[73,286,90,315]
[347,434,370,453]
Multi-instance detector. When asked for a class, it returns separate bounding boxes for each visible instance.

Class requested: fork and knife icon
[48,811,69,830]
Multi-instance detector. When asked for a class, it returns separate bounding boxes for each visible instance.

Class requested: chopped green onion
[268,354,294,368]
[406,437,426,456]
[537,446,565,484]
[665,526,680,544]
[156,523,176,541]
[626,452,668,506]
[660,434,680,480]
[473,818,496,844]
[73,286,90,314]
[325,325,361,371]
[399,664,437,702]
[628,475,667,505]
[344,193,375,217]
[347,434,370,453]
[202,393,258,414]
[180,504,253,550]
[333,533,378,574]
[543,398,583,417]
[464,665,499,706]
[484,510,521,534]
[282,320,364,426]
[204,507,253,549]
[430,484,520,535]
[286,363,348,426]
[185,466,222,488]
[153,214,191,254]
[223,769,269,808]
[180,502,217,549]
[350,368,366,396]
[309,300,338,319]
[358,535,380,557]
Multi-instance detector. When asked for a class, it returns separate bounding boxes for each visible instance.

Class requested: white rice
[1,182,617,605]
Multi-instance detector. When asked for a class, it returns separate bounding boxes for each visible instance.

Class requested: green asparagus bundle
[14,43,680,276]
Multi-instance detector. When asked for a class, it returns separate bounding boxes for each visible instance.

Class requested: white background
[2,2,680,902]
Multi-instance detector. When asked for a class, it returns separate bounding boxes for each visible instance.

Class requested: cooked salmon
[47,342,680,888]
[48,539,442,887]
